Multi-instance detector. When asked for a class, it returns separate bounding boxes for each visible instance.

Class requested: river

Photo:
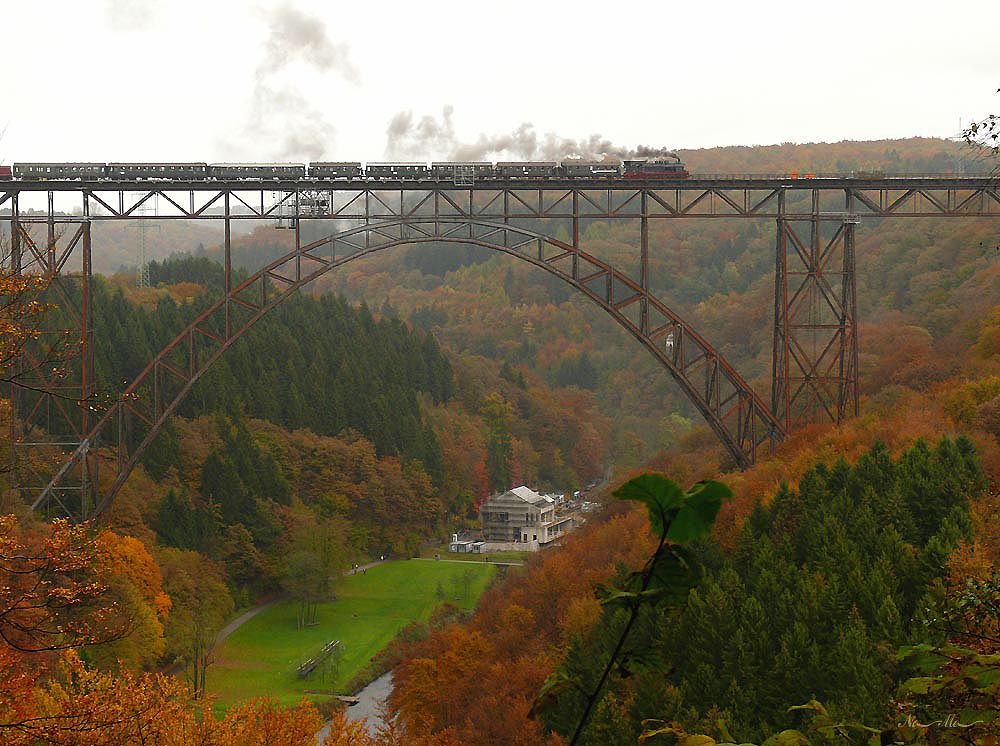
[316,671,393,742]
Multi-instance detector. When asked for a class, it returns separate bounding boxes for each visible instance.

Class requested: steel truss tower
[772,190,860,429]
[5,195,97,516]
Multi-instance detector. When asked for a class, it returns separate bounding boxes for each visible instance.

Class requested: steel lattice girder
[5,216,97,518]
[2,177,999,221]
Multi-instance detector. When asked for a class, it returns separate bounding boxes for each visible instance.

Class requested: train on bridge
[0,155,690,182]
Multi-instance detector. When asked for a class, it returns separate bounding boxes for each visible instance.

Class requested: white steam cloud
[226,2,358,162]
[103,0,158,32]
[385,106,677,162]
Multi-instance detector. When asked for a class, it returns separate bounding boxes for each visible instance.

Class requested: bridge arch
[37,217,784,518]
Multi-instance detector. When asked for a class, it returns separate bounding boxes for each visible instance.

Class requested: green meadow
[206,560,496,710]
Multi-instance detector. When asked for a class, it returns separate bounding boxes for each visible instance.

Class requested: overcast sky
[1,0,996,164]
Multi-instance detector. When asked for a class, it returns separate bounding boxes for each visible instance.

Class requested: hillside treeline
[287,138,1000,462]
[75,258,454,474]
[386,437,993,744]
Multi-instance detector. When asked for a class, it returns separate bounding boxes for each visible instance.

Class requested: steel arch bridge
[2,174,998,519]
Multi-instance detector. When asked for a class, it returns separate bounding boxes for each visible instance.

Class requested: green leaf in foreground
[668,479,730,542]
[613,473,731,541]
[648,545,703,605]
[529,670,581,719]
[612,474,684,536]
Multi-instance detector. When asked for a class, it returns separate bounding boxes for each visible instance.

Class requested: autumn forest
[3,135,1000,745]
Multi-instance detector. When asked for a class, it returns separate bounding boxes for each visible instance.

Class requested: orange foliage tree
[88,530,172,671]
[0,516,126,655]
[0,513,333,745]
[386,507,653,746]
[3,651,324,746]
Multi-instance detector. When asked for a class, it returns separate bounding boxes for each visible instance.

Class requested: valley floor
[206,560,497,711]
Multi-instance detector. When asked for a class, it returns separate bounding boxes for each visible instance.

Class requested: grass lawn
[206,560,496,711]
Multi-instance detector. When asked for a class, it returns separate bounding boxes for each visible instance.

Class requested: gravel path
[214,596,284,647]
[214,559,388,648]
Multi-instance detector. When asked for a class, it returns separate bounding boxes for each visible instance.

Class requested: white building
[479,486,575,545]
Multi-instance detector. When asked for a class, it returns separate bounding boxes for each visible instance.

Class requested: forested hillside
[58,254,612,606]
[224,137,994,461]
[95,265,452,472]
[0,247,613,733]
[385,438,990,744]
[372,138,1000,744]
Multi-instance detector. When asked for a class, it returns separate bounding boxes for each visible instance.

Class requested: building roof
[481,486,558,512]
[509,486,554,505]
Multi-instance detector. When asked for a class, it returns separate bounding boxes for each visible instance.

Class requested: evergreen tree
[78,270,455,484]
[481,392,514,492]
[143,418,182,481]
[546,437,984,742]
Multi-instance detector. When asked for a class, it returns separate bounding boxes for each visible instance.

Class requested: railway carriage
[365,162,429,180]
[106,163,209,180]
[208,163,306,180]
[496,161,558,178]
[14,163,105,180]
[309,162,363,180]
[428,162,494,180]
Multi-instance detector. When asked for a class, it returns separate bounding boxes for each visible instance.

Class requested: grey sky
[0,0,996,163]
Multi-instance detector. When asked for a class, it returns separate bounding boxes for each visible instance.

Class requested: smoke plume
[385,107,459,160]
[103,0,158,32]
[384,107,678,162]
[256,2,359,83]
[225,2,358,161]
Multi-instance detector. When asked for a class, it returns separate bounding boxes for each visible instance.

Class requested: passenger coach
[309,162,363,180]
[14,163,105,180]
[106,163,209,180]
[208,163,306,180]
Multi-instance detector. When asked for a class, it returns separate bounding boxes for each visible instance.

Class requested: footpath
[214,596,282,647]
[212,558,387,650]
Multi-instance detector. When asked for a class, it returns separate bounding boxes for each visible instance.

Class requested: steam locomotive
[0,154,690,182]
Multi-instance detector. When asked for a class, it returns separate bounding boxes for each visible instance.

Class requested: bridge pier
[6,214,96,518]
[771,191,859,429]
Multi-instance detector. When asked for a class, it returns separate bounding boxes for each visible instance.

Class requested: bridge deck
[3,175,997,222]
